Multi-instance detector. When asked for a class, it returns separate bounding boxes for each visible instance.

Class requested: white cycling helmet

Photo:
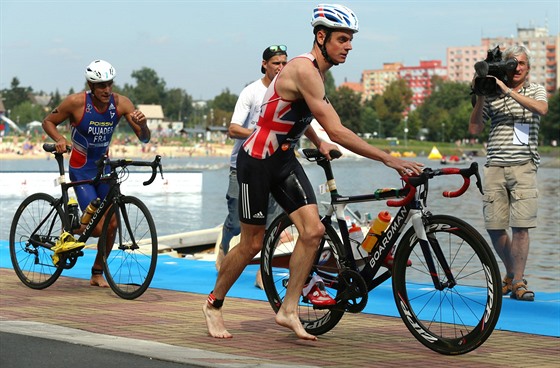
[85,59,116,83]
[311,4,359,33]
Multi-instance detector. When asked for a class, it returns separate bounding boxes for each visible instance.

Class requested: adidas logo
[253,211,265,219]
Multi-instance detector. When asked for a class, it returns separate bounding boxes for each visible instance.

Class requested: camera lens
[505,58,518,71]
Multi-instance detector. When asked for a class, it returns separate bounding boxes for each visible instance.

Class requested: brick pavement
[0,268,558,367]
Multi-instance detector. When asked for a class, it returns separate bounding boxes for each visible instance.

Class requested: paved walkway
[0,268,558,367]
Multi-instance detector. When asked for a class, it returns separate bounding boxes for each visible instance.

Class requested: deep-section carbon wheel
[260,213,347,336]
[392,214,502,355]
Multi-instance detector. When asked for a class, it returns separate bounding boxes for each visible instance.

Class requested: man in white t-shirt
[216,45,288,281]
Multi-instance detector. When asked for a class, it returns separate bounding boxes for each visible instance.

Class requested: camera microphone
[474,61,489,77]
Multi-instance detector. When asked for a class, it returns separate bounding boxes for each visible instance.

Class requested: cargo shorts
[482,161,538,230]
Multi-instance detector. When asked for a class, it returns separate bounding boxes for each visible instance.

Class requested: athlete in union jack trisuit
[204,4,424,340]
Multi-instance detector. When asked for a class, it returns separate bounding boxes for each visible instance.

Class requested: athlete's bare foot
[275,308,317,341]
[203,302,232,338]
[90,274,109,288]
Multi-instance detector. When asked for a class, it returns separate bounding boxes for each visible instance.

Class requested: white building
[137,104,164,131]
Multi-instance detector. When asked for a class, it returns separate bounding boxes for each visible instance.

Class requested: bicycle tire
[392,214,502,355]
[100,196,158,299]
[9,193,64,289]
[260,213,346,336]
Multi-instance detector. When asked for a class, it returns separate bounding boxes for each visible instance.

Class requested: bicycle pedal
[53,243,85,254]
[52,232,85,254]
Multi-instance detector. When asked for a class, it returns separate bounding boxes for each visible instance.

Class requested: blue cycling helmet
[311,4,359,33]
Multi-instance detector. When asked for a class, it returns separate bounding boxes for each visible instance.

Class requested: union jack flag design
[243,55,315,159]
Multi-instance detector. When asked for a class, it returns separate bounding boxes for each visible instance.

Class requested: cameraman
[469,45,548,302]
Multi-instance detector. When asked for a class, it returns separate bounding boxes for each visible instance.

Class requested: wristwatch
[505,88,512,96]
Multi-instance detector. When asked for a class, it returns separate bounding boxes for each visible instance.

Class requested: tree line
[1,67,558,145]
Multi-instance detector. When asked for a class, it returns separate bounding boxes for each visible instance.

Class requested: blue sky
[1,0,558,100]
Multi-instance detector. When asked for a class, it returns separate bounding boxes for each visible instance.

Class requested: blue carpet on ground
[1,241,558,338]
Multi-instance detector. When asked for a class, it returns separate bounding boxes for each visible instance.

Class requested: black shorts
[236,148,316,225]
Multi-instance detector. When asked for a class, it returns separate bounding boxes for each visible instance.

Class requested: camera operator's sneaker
[51,232,85,265]
[302,275,336,306]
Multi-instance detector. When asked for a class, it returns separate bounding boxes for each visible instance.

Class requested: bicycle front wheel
[392,214,502,355]
[9,193,64,289]
[260,213,346,336]
[100,196,158,299]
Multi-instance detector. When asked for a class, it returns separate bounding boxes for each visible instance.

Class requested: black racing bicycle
[260,149,502,355]
[9,143,163,299]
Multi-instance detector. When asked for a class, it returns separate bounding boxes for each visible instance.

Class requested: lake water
[1,154,558,293]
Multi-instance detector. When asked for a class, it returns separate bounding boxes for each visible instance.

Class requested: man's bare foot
[203,302,232,338]
[90,274,109,288]
[275,309,317,341]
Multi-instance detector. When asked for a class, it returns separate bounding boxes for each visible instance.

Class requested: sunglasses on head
[268,45,287,53]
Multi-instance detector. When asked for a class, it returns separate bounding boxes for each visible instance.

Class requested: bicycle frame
[261,149,500,354]
[29,144,162,253]
[10,142,163,299]
[308,148,483,292]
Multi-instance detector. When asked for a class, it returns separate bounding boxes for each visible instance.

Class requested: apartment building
[361,62,403,101]
[398,60,447,111]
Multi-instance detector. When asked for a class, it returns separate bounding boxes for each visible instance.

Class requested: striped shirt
[482,82,547,167]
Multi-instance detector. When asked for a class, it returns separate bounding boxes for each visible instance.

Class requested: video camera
[473,46,518,96]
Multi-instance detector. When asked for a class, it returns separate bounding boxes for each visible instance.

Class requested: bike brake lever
[474,164,484,195]
[421,176,429,207]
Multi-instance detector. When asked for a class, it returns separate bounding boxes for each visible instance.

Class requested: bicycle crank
[53,249,84,269]
[337,269,368,313]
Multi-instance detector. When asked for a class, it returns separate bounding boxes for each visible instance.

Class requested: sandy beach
[0,141,234,161]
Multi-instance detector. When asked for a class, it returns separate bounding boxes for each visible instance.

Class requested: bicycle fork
[115,202,140,251]
[410,210,457,291]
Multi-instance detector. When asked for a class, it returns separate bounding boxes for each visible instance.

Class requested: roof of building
[137,104,164,119]
[338,82,364,93]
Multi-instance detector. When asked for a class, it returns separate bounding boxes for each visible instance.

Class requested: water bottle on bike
[81,198,101,225]
[67,197,80,230]
[348,222,367,270]
[361,211,391,252]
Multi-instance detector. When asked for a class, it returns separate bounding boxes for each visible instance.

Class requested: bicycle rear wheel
[260,213,346,336]
[392,214,502,355]
[9,193,64,289]
[100,196,158,299]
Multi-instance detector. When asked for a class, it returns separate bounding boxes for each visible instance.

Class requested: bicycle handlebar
[299,148,483,208]
[94,155,163,186]
[386,162,483,207]
[42,143,163,186]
